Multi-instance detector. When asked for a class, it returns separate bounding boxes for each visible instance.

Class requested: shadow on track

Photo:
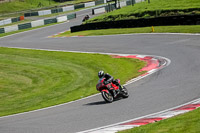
[84,97,123,106]
[84,101,107,106]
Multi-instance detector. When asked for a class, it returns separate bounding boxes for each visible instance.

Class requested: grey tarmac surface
[0,10,200,133]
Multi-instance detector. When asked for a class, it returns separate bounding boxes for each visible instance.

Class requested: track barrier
[0,13,76,34]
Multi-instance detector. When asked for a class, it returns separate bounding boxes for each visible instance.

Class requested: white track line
[79,98,200,133]
[47,33,200,38]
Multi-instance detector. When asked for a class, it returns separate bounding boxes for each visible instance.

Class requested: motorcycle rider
[82,15,90,22]
[98,70,120,97]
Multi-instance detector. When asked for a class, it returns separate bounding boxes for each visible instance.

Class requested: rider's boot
[119,85,123,91]
[113,89,120,98]
[116,89,120,95]
[112,90,118,98]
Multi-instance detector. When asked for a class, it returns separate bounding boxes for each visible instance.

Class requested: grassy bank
[88,0,200,23]
[53,25,200,37]
[0,47,146,116]
[0,0,94,15]
[119,108,200,133]
[0,0,56,14]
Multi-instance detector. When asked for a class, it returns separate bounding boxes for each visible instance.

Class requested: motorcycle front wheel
[101,91,113,103]
[121,86,129,98]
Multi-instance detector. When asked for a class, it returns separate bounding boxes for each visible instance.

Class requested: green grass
[54,25,200,37]
[0,47,146,116]
[0,0,94,15]
[88,0,200,23]
[119,108,200,133]
[0,0,56,14]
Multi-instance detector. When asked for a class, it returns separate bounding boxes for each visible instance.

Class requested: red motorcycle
[96,78,129,103]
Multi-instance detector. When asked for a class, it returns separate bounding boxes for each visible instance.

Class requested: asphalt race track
[0,8,200,133]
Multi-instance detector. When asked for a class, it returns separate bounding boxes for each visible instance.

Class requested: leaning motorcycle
[96,78,129,103]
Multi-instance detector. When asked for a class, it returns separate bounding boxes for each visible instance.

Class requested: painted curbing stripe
[148,69,157,74]
[136,55,148,58]
[47,30,70,38]
[87,125,138,133]
[100,125,138,131]
[113,55,160,72]
[193,100,200,104]
[121,118,164,126]
[173,104,200,111]
[80,102,200,133]
[149,110,190,119]
[47,33,200,39]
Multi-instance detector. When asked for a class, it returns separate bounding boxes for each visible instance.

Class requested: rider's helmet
[98,70,104,78]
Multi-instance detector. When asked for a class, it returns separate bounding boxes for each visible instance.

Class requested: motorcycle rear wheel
[101,91,113,103]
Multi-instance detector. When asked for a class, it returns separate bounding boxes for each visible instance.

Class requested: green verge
[0,0,94,15]
[0,0,56,14]
[118,108,200,133]
[0,47,146,117]
[87,0,200,23]
[54,25,200,37]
